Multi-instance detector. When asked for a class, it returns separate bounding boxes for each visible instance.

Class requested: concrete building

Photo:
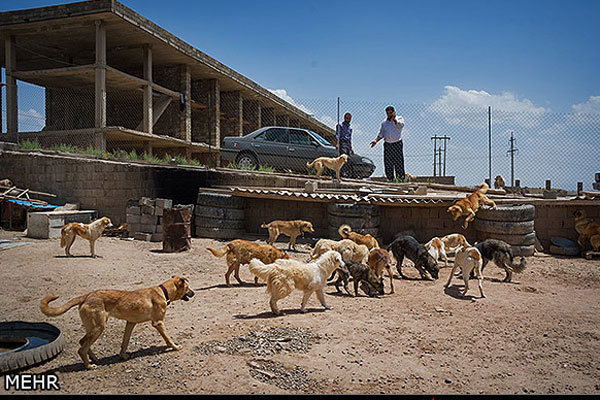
[0,0,334,161]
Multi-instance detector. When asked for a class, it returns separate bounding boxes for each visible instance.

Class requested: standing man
[336,112,354,156]
[370,106,405,181]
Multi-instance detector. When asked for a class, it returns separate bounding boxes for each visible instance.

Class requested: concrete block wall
[533,204,599,250]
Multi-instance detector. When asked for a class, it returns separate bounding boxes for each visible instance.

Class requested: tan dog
[574,209,600,251]
[441,233,471,252]
[208,239,290,287]
[306,154,349,180]
[444,246,485,298]
[446,183,497,229]
[261,220,314,250]
[424,237,448,267]
[338,224,380,250]
[494,174,506,189]
[249,250,343,316]
[404,172,416,182]
[60,217,113,257]
[40,276,195,370]
[0,178,14,187]
[368,248,394,294]
[310,238,369,264]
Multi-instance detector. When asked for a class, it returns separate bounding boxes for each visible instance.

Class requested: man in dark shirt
[336,112,354,156]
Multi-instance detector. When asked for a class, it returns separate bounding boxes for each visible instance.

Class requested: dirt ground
[1,229,600,395]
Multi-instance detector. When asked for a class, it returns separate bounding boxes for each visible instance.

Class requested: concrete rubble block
[27,210,96,239]
[140,214,158,225]
[141,205,155,215]
[126,214,141,224]
[127,223,140,236]
[134,232,152,241]
[155,198,173,210]
[139,197,155,207]
[126,206,141,215]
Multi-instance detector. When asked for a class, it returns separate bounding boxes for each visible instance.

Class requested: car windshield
[308,130,332,146]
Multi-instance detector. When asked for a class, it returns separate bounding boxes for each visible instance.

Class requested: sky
[2,0,599,189]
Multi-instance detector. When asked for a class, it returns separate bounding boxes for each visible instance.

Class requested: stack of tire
[327,203,382,243]
[475,204,536,257]
[195,192,245,239]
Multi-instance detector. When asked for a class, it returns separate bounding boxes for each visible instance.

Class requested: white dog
[249,250,343,316]
[60,217,113,257]
[444,246,485,298]
[424,237,449,267]
[310,238,369,264]
[441,233,471,253]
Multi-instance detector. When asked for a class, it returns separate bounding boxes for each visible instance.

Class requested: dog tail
[478,182,489,193]
[248,259,277,281]
[207,245,230,258]
[306,160,316,168]
[508,254,527,274]
[338,224,352,238]
[40,294,86,317]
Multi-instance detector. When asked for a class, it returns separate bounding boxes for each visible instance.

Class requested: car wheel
[236,153,258,169]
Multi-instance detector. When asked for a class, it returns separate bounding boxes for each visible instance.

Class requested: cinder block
[126,214,141,224]
[140,224,157,233]
[139,197,154,207]
[141,205,155,215]
[140,214,158,225]
[155,207,164,216]
[134,232,152,241]
[150,233,163,242]
[155,224,162,233]
[128,223,140,236]
[126,206,141,215]
[155,198,173,210]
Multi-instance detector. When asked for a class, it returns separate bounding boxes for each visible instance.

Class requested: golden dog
[368,248,394,294]
[574,209,600,251]
[310,238,369,264]
[306,154,349,180]
[446,183,497,229]
[494,174,506,189]
[261,220,314,250]
[338,224,380,250]
[208,239,290,287]
[60,217,113,257]
[249,250,343,316]
[40,276,194,370]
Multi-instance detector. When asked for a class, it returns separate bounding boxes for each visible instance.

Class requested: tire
[328,225,379,239]
[195,217,245,230]
[479,231,537,246]
[0,322,65,373]
[195,227,244,239]
[328,215,380,230]
[477,204,535,222]
[510,244,536,257]
[327,203,380,218]
[195,206,244,221]
[549,245,580,256]
[235,152,258,169]
[197,193,245,209]
[475,219,534,235]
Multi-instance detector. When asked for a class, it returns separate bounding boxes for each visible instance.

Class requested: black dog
[387,235,439,280]
[472,239,526,282]
[334,261,384,297]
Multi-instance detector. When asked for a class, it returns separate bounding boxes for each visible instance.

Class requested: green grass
[50,143,80,153]
[257,164,275,173]
[19,139,42,150]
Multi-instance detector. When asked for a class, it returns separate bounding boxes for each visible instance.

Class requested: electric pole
[507,131,518,188]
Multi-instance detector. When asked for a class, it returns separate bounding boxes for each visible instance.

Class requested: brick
[126,206,141,215]
[140,214,158,225]
[126,214,141,224]
[134,232,152,241]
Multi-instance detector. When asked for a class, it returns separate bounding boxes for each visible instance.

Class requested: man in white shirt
[370,106,405,181]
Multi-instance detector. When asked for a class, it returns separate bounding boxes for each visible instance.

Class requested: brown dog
[446,183,497,229]
[40,276,194,370]
[368,248,394,294]
[494,174,506,189]
[306,154,349,180]
[61,217,113,257]
[338,224,380,250]
[208,239,290,287]
[574,209,600,251]
[261,220,314,250]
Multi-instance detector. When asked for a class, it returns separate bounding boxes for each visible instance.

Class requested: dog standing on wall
[60,217,113,257]
[446,183,497,229]
[306,154,349,180]
[494,174,506,189]
[444,246,485,298]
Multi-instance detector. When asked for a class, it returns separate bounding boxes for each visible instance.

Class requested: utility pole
[488,106,492,185]
[437,147,443,177]
[437,135,450,176]
[431,134,438,176]
[336,97,340,126]
[507,131,518,188]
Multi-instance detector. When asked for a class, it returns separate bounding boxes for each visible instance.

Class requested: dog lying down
[334,261,384,297]
[249,250,343,316]
[40,276,195,370]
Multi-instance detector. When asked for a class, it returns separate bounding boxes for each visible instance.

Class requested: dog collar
[280,252,286,259]
[159,284,170,305]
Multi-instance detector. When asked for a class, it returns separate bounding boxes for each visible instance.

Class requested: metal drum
[162,205,193,253]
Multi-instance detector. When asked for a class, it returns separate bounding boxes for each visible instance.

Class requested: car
[220,126,376,179]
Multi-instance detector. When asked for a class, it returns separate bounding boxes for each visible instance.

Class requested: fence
[1,81,599,191]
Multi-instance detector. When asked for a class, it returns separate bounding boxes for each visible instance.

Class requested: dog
[310,238,369,264]
[261,220,314,250]
[306,154,349,180]
[404,172,416,182]
[474,239,526,282]
[574,209,600,251]
[446,183,497,229]
[249,250,343,316]
[334,261,384,297]
[338,224,380,250]
[60,217,113,257]
[387,235,439,280]
[208,239,290,287]
[441,233,471,253]
[424,237,449,267]
[0,178,14,187]
[444,246,485,298]
[40,276,194,370]
[494,174,506,189]
[368,248,395,293]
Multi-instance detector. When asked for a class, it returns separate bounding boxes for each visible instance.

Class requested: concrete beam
[220,91,243,138]
[94,20,107,128]
[242,99,261,135]
[5,36,18,134]
[275,114,289,127]
[179,64,192,142]
[289,119,300,128]
[142,45,152,134]
[261,107,275,127]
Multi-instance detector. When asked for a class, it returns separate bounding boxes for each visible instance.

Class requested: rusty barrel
[162,205,193,253]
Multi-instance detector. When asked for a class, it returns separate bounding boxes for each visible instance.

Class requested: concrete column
[95,20,107,128]
[220,91,243,137]
[261,107,275,127]
[289,119,300,128]
[142,45,153,134]
[178,64,191,141]
[242,99,261,135]
[275,114,289,127]
[5,36,18,134]
[191,78,220,146]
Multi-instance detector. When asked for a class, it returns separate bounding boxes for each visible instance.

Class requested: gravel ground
[1,229,599,394]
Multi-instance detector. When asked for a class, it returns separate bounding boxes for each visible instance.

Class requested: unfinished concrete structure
[0,0,334,161]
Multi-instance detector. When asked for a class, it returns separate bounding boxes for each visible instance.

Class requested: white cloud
[540,95,600,135]
[572,96,600,114]
[19,108,45,131]
[317,115,336,129]
[429,85,548,128]
[268,88,314,115]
